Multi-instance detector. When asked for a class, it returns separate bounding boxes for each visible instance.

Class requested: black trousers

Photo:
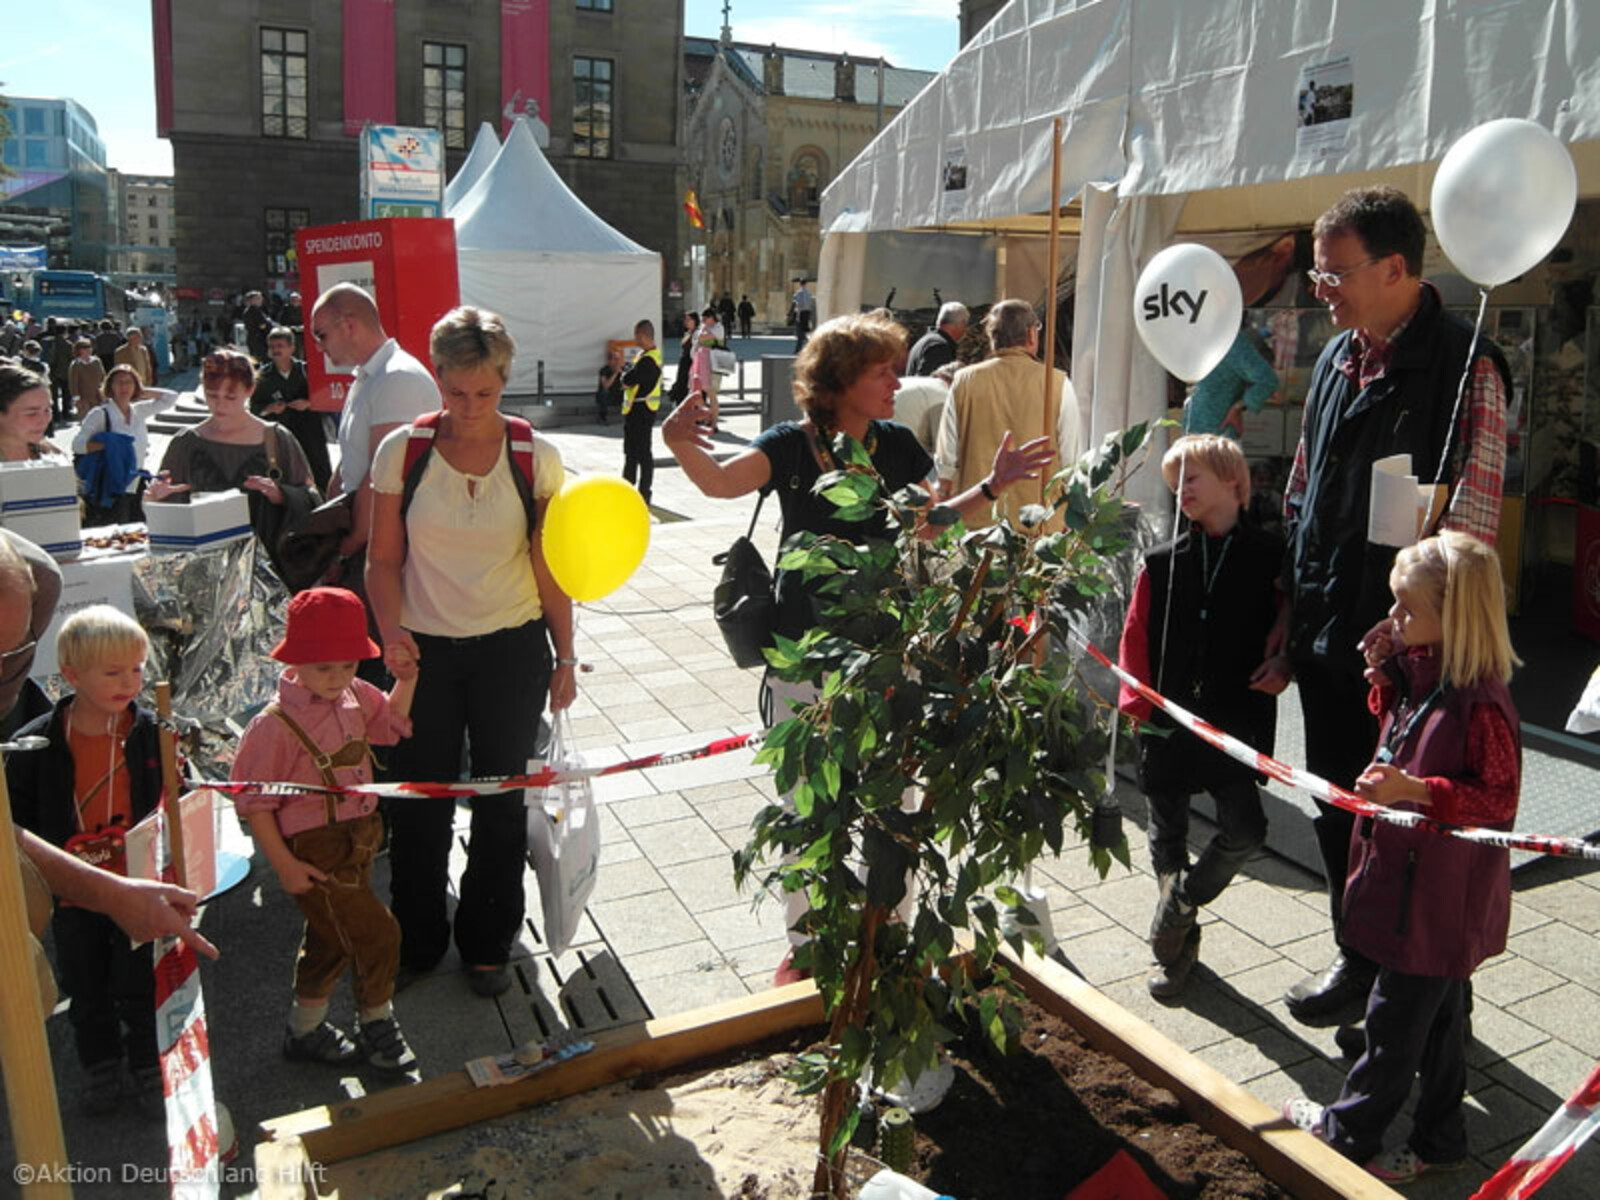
[1293,655,1379,939]
[387,620,550,969]
[1145,779,1267,905]
[52,906,157,1070]
[1324,969,1469,1165]
[622,415,655,502]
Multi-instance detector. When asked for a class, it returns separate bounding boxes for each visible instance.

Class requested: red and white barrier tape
[1471,1062,1600,1199]
[1080,640,1600,862]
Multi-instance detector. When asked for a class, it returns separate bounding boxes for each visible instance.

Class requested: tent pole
[1042,116,1063,444]
[157,683,187,890]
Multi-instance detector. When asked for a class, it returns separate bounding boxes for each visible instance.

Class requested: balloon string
[1154,452,1185,698]
[1423,286,1490,537]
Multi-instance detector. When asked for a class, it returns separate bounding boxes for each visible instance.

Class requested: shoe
[359,1016,418,1074]
[282,1020,362,1065]
[81,1059,122,1116]
[465,964,513,998]
[1149,872,1198,966]
[1147,924,1201,1000]
[1364,1144,1467,1184]
[132,1064,165,1121]
[1334,1023,1366,1060]
[1281,1096,1326,1139]
[1285,953,1374,1025]
[773,949,812,987]
[875,1056,955,1115]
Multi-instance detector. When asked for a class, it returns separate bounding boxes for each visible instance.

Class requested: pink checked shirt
[232,674,407,838]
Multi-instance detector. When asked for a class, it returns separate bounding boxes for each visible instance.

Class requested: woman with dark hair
[667,311,699,408]
[71,365,180,525]
[688,306,726,432]
[0,364,68,463]
[662,312,1053,984]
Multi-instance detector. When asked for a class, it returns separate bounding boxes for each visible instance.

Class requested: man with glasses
[1276,186,1511,1023]
[307,284,439,587]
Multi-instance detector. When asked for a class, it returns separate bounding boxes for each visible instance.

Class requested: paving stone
[1507,921,1600,993]
[588,768,659,807]
[722,938,790,982]
[1102,975,1266,1053]
[501,946,649,1041]
[631,963,753,1019]
[1516,875,1600,932]
[1201,879,1329,947]
[1485,1037,1599,1104]
[642,744,768,792]
[588,855,665,904]
[1193,1024,1316,1084]
[1248,1057,1352,1110]
[1186,920,1281,979]
[394,970,516,1072]
[693,787,772,833]
[1080,873,1160,934]
[1044,901,1114,940]
[1462,1082,1551,1155]
[1054,924,1150,987]
[694,894,795,951]
[1212,958,1313,1010]
[1505,982,1600,1057]
[1464,1002,1554,1068]
[588,889,703,957]
[1267,927,1339,976]
[621,939,726,982]
[658,852,748,914]
[1470,955,1566,1009]
[607,790,694,829]
[630,814,727,868]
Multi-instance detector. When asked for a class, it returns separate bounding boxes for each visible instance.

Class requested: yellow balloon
[541,476,650,602]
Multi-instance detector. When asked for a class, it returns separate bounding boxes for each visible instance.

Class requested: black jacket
[1286,285,1511,678]
[906,328,957,378]
[7,697,165,849]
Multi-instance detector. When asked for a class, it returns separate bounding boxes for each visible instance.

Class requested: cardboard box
[0,460,82,557]
[144,489,253,551]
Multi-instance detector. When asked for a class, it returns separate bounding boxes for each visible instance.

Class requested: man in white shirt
[308,284,440,565]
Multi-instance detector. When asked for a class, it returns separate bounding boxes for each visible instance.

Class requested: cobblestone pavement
[9,384,1598,1198]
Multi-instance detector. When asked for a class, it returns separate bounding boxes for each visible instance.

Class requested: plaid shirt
[1285,296,1507,545]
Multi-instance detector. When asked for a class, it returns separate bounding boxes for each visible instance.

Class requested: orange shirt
[67,720,134,834]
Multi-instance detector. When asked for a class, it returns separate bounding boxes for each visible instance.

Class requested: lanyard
[67,703,122,835]
[1197,529,1234,622]
[1376,683,1444,765]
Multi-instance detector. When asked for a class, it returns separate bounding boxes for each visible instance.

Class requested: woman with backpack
[365,306,577,999]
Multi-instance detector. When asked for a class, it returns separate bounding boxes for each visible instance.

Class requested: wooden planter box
[255,950,1400,1200]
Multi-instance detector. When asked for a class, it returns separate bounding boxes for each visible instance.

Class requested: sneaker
[359,1016,418,1074]
[465,964,512,998]
[875,1057,955,1115]
[81,1059,122,1116]
[1281,1096,1326,1139]
[282,1020,362,1066]
[1146,924,1201,1000]
[132,1065,165,1121]
[1365,1145,1467,1184]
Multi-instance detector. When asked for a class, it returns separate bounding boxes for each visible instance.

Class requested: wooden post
[1042,116,1064,444]
[156,683,186,890]
[0,756,73,1199]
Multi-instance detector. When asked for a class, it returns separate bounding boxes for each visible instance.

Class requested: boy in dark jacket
[7,605,165,1117]
[1118,434,1290,998]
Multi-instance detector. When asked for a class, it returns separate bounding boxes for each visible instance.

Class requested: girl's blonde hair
[1161,433,1251,507]
[1392,531,1519,685]
[58,605,148,674]
[431,306,515,382]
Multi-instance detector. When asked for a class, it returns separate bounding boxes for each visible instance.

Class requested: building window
[264,206,311,279]
[22,108,44,135]
[261,27,309,139]
[576,0,614,10]
[422,42,468,150]
[573,57,613,158]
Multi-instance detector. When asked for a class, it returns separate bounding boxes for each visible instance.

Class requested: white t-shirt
[371,422,564,638]
[70,388,181,492]
[337,339,440,492]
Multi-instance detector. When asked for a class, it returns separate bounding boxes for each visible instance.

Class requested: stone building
[155,0,682,317]
[108,172,176,290]
[959,0,1008,47]
[681,27,934,323]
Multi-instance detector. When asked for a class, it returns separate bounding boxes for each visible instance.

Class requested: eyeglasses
[1305,257,1381,289]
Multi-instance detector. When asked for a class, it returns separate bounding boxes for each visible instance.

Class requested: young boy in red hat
[231,587,419,1073]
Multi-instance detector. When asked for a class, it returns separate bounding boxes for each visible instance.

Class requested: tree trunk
[812,904,885,1199]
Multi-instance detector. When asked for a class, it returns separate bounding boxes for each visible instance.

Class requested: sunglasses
[202,352,255,383]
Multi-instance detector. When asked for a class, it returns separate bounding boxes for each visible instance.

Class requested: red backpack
[400,410,538,534]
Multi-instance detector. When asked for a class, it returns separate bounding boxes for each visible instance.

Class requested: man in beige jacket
[936,299,1081,531]
[113,326,156,387]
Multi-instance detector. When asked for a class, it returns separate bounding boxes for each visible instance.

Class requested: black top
[751,419,933,639]
[906,328,957,378]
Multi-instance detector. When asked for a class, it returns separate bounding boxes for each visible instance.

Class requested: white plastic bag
[709,347,738,377]
[1567,664,1600,735]
[526,711,600,956]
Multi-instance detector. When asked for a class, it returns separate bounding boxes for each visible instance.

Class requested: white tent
[444,122,500,215]
[819,0,1600,511]
[452,117,661,396]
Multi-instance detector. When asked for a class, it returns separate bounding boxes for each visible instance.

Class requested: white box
[144,489,253,551]
[0,460,81,557]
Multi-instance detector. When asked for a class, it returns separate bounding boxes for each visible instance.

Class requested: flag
[684,189,705,230]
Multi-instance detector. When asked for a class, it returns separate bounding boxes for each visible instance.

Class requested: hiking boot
[359,1016,418,1074]
[81,1059,122,1116]
[1148,871,1197,966]
[1146,923,1201,999]
[132,1064,165,1121]
[282,1020,362,1066]
[1365,1144,1467,1184]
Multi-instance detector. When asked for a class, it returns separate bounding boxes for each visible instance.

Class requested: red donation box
[295,217,459,412]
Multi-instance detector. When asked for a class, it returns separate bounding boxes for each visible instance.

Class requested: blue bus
[26,270,136,324]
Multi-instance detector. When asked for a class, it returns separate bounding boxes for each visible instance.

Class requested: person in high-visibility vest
[620,320,662,504]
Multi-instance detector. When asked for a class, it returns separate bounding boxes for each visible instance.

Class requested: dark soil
[909,994,1288,1200]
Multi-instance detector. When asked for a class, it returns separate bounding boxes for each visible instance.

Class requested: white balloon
[1432,118,1576,288]
[1132,244,1244,384]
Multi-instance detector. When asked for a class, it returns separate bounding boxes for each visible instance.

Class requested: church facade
[681,30,934,325]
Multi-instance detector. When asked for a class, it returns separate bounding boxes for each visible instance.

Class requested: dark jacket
[7,697,165,849]
[1287,285,1511,677]
[1131,518,1282,792]
[906,328,958,378]
[1342,652,1519,978]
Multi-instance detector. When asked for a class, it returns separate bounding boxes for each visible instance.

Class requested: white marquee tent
[444,122,500,215]
[819,0,1600,511]
[451,117,661,396]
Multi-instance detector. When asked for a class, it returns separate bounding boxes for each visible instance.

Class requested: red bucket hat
[271,587,381,665]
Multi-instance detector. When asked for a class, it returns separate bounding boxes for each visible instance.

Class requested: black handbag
[713,491,776,669]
